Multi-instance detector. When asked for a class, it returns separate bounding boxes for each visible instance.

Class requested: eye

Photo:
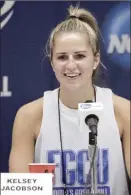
[75,54,86,60]
[57,55,68,60]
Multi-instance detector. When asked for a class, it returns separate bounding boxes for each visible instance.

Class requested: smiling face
[51,32,100,91]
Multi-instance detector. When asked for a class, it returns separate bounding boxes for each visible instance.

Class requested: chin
[63,83,82,92]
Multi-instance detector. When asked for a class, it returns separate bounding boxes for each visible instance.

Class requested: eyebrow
[75,51,87,54]
[56,51,87,55]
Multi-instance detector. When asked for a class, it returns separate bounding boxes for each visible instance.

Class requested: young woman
[9,5,130,195]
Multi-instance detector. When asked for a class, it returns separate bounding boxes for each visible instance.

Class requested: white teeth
[64,73,80,77]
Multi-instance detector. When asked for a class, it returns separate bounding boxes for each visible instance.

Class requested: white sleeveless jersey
[34,86,129,195]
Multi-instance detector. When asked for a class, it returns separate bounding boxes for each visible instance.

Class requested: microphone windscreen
[78,102,104,133]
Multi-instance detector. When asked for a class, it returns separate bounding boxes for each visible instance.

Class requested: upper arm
[121,99,130,178]
[113,94,130,178]
[9,105,36,173]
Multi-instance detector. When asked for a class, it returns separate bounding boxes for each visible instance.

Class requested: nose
[66,56,77,71]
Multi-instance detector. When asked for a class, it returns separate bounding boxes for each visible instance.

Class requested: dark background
[0,1,130,173]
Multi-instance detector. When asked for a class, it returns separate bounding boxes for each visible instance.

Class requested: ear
[51,60,53,67]
[93,52,100,70]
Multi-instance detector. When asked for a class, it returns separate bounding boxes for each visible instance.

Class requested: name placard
[1,173,53,195]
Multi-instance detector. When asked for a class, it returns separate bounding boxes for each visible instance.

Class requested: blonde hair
[46,5,101,58]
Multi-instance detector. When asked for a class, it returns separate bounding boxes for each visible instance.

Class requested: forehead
[53,32,91,53]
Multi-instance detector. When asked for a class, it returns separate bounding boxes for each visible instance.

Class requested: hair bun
[68,5,99,37]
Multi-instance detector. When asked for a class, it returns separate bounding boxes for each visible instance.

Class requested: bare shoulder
[112,93,130,137]
[14,97,43,139]
[17,97,43,116]
[9,98,43,172]
[112,94,130,115]
[112,94,130,178]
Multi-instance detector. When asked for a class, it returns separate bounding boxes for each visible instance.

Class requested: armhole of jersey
[110,91,129,188]
[110,90,122,141]
[34,89,58,162]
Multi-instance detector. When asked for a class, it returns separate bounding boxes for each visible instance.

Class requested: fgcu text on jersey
[47,149,110,195]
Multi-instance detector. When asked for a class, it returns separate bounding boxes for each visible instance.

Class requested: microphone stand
[84,132,106,195]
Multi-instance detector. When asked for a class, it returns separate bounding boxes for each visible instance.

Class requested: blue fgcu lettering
[97,149,109,185]
[47,149,110,195]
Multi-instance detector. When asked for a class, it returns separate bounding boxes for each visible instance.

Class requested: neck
[59,85,95,109]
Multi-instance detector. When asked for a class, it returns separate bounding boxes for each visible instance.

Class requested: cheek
[52,60,66,72]
[81,59,94,71]
[52,63,64,77]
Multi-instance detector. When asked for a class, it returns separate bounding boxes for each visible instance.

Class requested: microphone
[78,101,106,195]
[85,114,99,136]
[84,100,99,136]
[78,101,103,133]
